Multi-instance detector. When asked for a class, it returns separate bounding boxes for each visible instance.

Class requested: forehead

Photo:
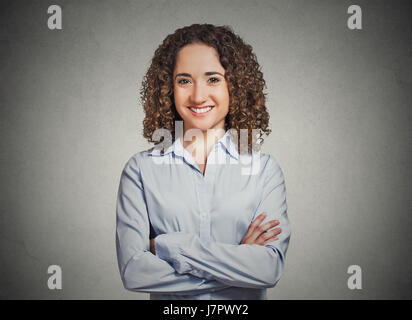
[174,43,224,73]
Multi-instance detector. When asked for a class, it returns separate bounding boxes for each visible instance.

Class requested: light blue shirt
[115,130,291,300]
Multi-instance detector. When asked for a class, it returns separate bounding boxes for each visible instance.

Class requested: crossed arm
[148,213,285,289]
[116,155,291,294]
[150,212,281,254]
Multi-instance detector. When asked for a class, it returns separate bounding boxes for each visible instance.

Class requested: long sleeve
[115,155,230,294]
[155,155,291,289]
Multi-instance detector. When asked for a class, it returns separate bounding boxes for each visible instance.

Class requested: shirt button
[200,212,207,219]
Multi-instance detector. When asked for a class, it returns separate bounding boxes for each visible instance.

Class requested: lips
[188,106,214,116]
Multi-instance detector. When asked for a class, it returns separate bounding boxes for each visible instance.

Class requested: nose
[190,82,208,106]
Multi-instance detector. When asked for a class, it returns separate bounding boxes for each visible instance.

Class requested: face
[173,43,230,134]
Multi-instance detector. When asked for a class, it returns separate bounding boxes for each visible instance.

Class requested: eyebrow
[174,72,224,79]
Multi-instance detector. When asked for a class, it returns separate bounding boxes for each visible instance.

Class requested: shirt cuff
[155,232,193,274]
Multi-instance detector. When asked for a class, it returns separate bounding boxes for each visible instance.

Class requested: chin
[184,120,222,132]
[184,123,210,132]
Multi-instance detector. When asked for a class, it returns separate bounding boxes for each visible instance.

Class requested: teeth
[189,106,213,114]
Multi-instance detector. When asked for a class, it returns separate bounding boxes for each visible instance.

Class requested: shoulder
[260,153,282,170]
[121,148,155,173]
[258,152,285,182]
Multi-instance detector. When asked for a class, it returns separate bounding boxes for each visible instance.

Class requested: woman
[116,24,291,300]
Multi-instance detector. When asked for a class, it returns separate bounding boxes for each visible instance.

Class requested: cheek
[173,89,185,109]
[216,87,230,109]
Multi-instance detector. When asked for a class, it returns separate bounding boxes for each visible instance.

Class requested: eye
[208,77,220,84]
[177,78,190,85]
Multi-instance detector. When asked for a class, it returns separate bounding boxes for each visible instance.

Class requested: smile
[188,106,214,115]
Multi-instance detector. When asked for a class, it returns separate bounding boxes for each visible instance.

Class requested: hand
[241,212,281,245]
[150,238,156,255]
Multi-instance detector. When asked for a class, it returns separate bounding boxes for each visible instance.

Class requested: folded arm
[116,155,230,294]
[154,156,291,289]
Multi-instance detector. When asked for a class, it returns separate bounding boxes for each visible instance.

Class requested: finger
[259,229,282,245]
[251,220,279,241]
[257,220,280,234]
[252,212,267,226]
[244,212,267,238]
[257,228,282,244]
[246,212,267,241]
[263,236,279,245]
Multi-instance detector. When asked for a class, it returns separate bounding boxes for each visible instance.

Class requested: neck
[181,127,226,163]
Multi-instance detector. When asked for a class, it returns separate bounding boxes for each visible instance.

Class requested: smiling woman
[115,24,291,300]
[140,24,271,155]
[173,43,230,161]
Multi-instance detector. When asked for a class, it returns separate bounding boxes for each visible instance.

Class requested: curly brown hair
[140,23,271,154]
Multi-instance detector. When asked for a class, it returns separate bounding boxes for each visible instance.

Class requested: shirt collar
[148,129,239,160]
[217,129,240,160]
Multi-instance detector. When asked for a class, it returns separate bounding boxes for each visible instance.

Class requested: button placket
[197,178,211,242]
[196,144,219,242]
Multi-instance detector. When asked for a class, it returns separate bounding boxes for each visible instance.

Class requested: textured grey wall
[0,0,411,299]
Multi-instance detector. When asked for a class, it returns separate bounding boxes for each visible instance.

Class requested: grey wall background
[0,0,411,299]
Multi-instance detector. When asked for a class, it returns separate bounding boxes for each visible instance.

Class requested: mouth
[188,105,214,116]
